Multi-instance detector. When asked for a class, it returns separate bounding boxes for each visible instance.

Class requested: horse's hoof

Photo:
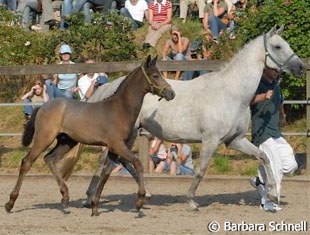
[5,203,12,213]
[187,200,199,212]
[82,200,92,209]
[135,199,144,211]
[61,199,69,208]
[91,211,99,216]
[145,192,152,199]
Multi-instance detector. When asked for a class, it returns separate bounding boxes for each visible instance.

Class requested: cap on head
[59,44,72,54]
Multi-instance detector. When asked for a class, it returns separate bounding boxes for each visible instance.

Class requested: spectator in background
[71,0,117,24]
[202,0,228,43]
[162,25,189,80]
[149,137,167,173]
[78,58,109,101]
[142,0,172,49]
[45,44,78,99]
[250,68,297,212]
[0,0,17,11]
[179,0,205,24]
[60,0,75,30]
[120,0,148,29]
[181,32,212,80]
[17,0,57,31]
[21,78,49,122]
[166,143,194,175]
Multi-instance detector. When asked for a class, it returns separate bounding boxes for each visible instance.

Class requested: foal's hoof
[5,203,12,213]
[91,211,99,216]
[61,199,69,208]
[135,198,144,211]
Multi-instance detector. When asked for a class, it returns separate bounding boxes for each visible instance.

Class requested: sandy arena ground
[0,175,309,235]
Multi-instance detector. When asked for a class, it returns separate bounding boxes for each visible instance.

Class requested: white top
[125,0,148,22]
[78,73,99,100]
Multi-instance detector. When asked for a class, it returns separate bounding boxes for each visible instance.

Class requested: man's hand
[265,90,273,100]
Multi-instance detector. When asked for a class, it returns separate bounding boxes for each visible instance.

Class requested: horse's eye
[274,45,281,50]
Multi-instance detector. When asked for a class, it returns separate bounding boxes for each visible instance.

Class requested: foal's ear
[146,55,152,67]
[150,55,158,66]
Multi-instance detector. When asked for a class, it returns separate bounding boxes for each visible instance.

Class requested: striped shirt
[149,0,172,23]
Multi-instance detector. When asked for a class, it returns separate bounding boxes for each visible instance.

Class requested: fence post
[138,129,150,173]
[306,67,310,175]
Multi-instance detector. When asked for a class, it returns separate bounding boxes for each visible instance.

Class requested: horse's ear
[150,55,158,66]
[276,25,284,35]
[267,25,277,37]
[146,55,152,67]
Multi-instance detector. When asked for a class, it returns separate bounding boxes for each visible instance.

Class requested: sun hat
[59,44,72,54]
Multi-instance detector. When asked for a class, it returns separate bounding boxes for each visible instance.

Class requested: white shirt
[78,73,99,101]
[125,0,148,22]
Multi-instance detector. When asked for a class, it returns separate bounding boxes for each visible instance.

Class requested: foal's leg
[44,136,78,208]
[92,144,146,216]
[187,138,219,211]
[227,137,277,199]
[5,144,51,212]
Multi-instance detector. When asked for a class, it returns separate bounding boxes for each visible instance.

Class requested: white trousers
[258,137,297,204]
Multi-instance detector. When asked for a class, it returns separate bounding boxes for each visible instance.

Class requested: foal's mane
[88,63,143,103]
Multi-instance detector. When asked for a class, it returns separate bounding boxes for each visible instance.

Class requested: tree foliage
[237,0,309,107]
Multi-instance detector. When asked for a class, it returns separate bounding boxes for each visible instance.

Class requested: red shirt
[149,0,172,23]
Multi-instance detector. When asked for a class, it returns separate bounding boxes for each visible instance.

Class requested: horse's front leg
[92,144,146,216]
[187,138,219,211]
[227,137,277,199]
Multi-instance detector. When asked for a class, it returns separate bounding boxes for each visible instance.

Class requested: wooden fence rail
[0,59,309,175]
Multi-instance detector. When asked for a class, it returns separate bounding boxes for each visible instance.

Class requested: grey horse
[59,26,305,213]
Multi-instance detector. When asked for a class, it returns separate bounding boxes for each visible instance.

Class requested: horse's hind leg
[5,145,50,212]
[91,152,115,216]
[44,136,77,208]
[187,139,219,211]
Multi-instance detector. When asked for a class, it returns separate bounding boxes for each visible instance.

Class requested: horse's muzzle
[289,59,305,77]
[162,88,175,101]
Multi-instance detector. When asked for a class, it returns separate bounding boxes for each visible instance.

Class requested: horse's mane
[88,65,142,103]
[220,35,263,72]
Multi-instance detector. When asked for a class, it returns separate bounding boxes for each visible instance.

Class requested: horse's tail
[22,107,40,146]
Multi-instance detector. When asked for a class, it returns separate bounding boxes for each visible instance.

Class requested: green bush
[237,0,309,104]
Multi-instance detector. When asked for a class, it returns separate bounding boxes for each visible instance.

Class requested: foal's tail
[22,107,40,147]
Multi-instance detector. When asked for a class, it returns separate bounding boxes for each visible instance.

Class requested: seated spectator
[142,0,172,49]
[162,25,189,80]
[21,78,49,122]
[166,143,194,175]
[17,0,58,31]
[181,36,211,80]
[202,0,228,43]
[149,137,167,173]
[120,0,148,29]
[71,0,117,24]
[78,58,109,101]
[179,0,205,24]
[0,0,17,11]
[45,44,78,99]
[60,0,75,30]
